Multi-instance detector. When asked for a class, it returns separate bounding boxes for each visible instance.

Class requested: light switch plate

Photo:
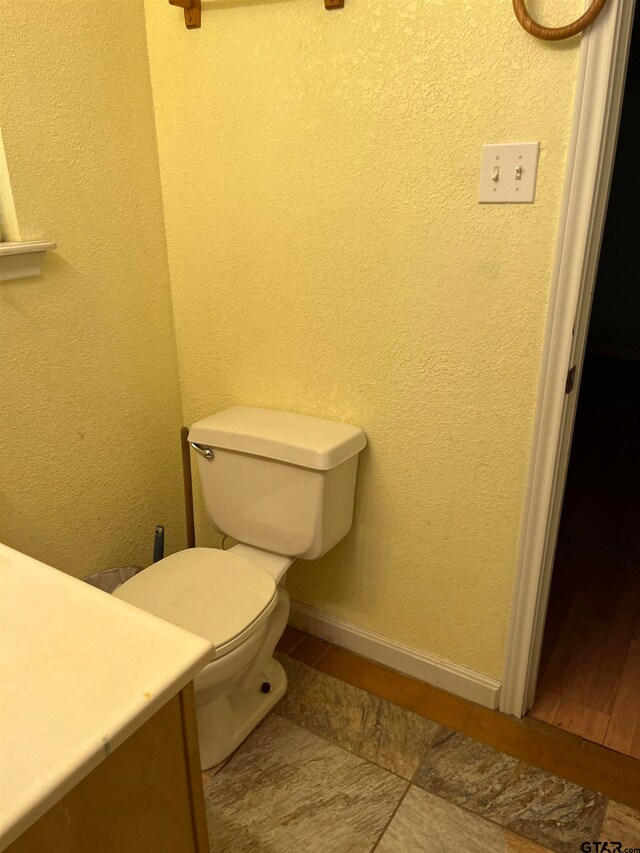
[479,142,540,204]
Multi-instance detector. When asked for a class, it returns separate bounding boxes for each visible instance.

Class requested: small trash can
[84,566,144,595]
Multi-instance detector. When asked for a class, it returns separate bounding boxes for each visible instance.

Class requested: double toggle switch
[480,143,540,203]
[492,164,523,182]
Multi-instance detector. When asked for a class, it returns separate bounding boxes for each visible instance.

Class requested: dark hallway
[529,7,640,757]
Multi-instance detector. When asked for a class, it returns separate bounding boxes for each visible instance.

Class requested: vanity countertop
[0,544,213,850]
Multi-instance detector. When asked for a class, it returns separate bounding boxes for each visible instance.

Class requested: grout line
[369,781,412,853]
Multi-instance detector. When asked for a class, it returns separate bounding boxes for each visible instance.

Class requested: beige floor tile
[600,800,640,848]
[377,787,553,853]
[203,714,407,852]
[504,832,554,852]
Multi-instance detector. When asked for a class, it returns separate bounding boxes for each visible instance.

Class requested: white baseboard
[288,600,501,710]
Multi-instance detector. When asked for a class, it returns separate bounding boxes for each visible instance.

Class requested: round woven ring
[513,0,609,41]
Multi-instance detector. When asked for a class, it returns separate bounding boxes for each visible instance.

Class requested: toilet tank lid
[189,407,367,470]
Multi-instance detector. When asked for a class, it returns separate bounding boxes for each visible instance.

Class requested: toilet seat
[113,547,277,658]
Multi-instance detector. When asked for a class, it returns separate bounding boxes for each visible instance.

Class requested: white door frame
[500,0,636,718]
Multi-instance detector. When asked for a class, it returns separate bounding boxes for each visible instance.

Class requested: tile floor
[202,635,640,852]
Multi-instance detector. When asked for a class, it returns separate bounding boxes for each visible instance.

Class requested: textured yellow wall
[143,0,581,679]
[0,2,185,577]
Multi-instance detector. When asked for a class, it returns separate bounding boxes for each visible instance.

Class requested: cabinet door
[8,687,208,853]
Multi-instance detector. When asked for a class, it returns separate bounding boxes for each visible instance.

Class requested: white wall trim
[500,0,636,717]
[289,600,501,709]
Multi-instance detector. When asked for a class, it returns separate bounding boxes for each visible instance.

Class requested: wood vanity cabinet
[7,684,209,853]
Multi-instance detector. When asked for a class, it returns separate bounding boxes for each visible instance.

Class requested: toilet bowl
[114,406,366,769]
[115,544,292,766]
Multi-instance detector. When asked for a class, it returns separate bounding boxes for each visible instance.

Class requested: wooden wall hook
[169,0,201,29]
[324,0,344,7]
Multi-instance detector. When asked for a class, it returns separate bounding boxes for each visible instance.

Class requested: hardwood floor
[529,355,640,759]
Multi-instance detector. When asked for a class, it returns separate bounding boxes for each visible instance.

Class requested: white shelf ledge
[0,241,57,282]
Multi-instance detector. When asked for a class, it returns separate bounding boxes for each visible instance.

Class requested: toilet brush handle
[153,525,165,563]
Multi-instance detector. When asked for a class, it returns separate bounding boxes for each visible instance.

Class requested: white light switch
[479,142,539,203]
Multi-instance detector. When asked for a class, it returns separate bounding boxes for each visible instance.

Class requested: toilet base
[196,656,287,769]
[193,569,291,770]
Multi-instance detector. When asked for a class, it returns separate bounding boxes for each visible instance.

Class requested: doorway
[528,6,640,758]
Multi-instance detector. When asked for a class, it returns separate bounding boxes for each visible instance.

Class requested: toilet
[114,406,366,769]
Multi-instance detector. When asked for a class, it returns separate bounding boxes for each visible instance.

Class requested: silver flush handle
[190,442,214,460]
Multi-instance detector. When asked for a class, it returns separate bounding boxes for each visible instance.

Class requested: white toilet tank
[188,407,367,560]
